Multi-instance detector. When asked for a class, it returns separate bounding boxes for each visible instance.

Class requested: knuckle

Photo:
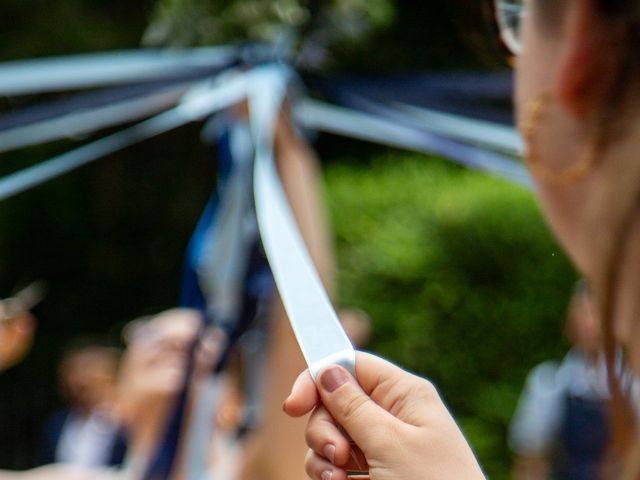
[304,427,315,449]
[305,407,334,448]
[412,376,439,402]
[338,393,371,422]
[421,377,439,395]
[304,423,325,449]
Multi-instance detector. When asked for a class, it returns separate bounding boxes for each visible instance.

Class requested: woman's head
[496,0,640,464]
[500,0,640,371]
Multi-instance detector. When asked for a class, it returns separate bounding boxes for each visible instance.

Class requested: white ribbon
[389,102,523,156]
[0,47,237,96]
[295,98,532,188]
[0,84,191,154]
[249,66,356,380]
[0,75,247,201]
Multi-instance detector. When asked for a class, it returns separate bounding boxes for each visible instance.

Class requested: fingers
[305,406,353,468]
[352,352,440,427]
[305,449,349,480]
[351,352,425,404]
[315,362,400,454]
[285,351,437,451]
[283,369,319,417]
[286,352,485,480]
[284,351,418,418]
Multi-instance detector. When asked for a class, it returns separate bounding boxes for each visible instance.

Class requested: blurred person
[510,282,611,479]
[37,342,127,468]
[114,309,223,478]
[283,0,640,479]
[0,308,222,480]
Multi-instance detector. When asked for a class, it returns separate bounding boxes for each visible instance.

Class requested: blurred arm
[273,110,335,291]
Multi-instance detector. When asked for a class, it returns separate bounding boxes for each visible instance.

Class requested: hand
[0,310,36,373]
[283,352,486,480]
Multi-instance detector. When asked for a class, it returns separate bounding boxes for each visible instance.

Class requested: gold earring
[521,90,605,186]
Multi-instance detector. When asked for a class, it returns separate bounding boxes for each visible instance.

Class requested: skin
[0,308,36,374]
[285,0,640,478]
[516,0,640,366]
[58,347,119,416]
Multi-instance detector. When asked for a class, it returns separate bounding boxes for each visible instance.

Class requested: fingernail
[323,444,336,464]
[320,367,349,393]
[321,470,333,480]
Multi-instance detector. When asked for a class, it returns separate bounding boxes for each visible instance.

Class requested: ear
[556,0,627,119]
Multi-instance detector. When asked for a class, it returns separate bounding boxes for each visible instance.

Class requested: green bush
[324,153,577,479]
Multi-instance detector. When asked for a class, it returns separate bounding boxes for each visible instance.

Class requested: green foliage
[144,0,395,68]
[0,0,149,60]
[324,154,577,479]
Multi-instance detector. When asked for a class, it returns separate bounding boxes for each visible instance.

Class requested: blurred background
[0,1,577,478]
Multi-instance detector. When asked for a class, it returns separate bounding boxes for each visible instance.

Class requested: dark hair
[596,0,637,14]
[597,0,640,69]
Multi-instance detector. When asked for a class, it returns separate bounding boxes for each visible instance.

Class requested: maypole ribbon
[0,74,248,202]
[249,65,356,379]
[365,100,523,156]
[0,83,191,154]
[296,99,532,189]
[0,47,238,96]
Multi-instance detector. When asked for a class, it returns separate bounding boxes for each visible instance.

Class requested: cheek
[536,179,614,291]
[536,185,586,260]
[514,14,605,277]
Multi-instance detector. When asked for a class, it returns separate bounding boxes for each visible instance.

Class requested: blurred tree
[0,0,151,60]
[143,0,507,71]
[143,0,395,69]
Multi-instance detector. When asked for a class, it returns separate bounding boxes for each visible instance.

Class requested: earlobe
[556,0,625,119]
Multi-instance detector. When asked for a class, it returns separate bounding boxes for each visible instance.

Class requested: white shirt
[55,409,120,467]
[508,349,609,455]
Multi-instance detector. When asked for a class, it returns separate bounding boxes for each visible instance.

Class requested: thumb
[315,361,402,453]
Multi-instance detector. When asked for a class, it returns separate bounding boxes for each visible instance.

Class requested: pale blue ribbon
[0,47,237,96]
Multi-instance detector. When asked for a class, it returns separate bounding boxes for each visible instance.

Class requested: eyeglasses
[494,0,526,55]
